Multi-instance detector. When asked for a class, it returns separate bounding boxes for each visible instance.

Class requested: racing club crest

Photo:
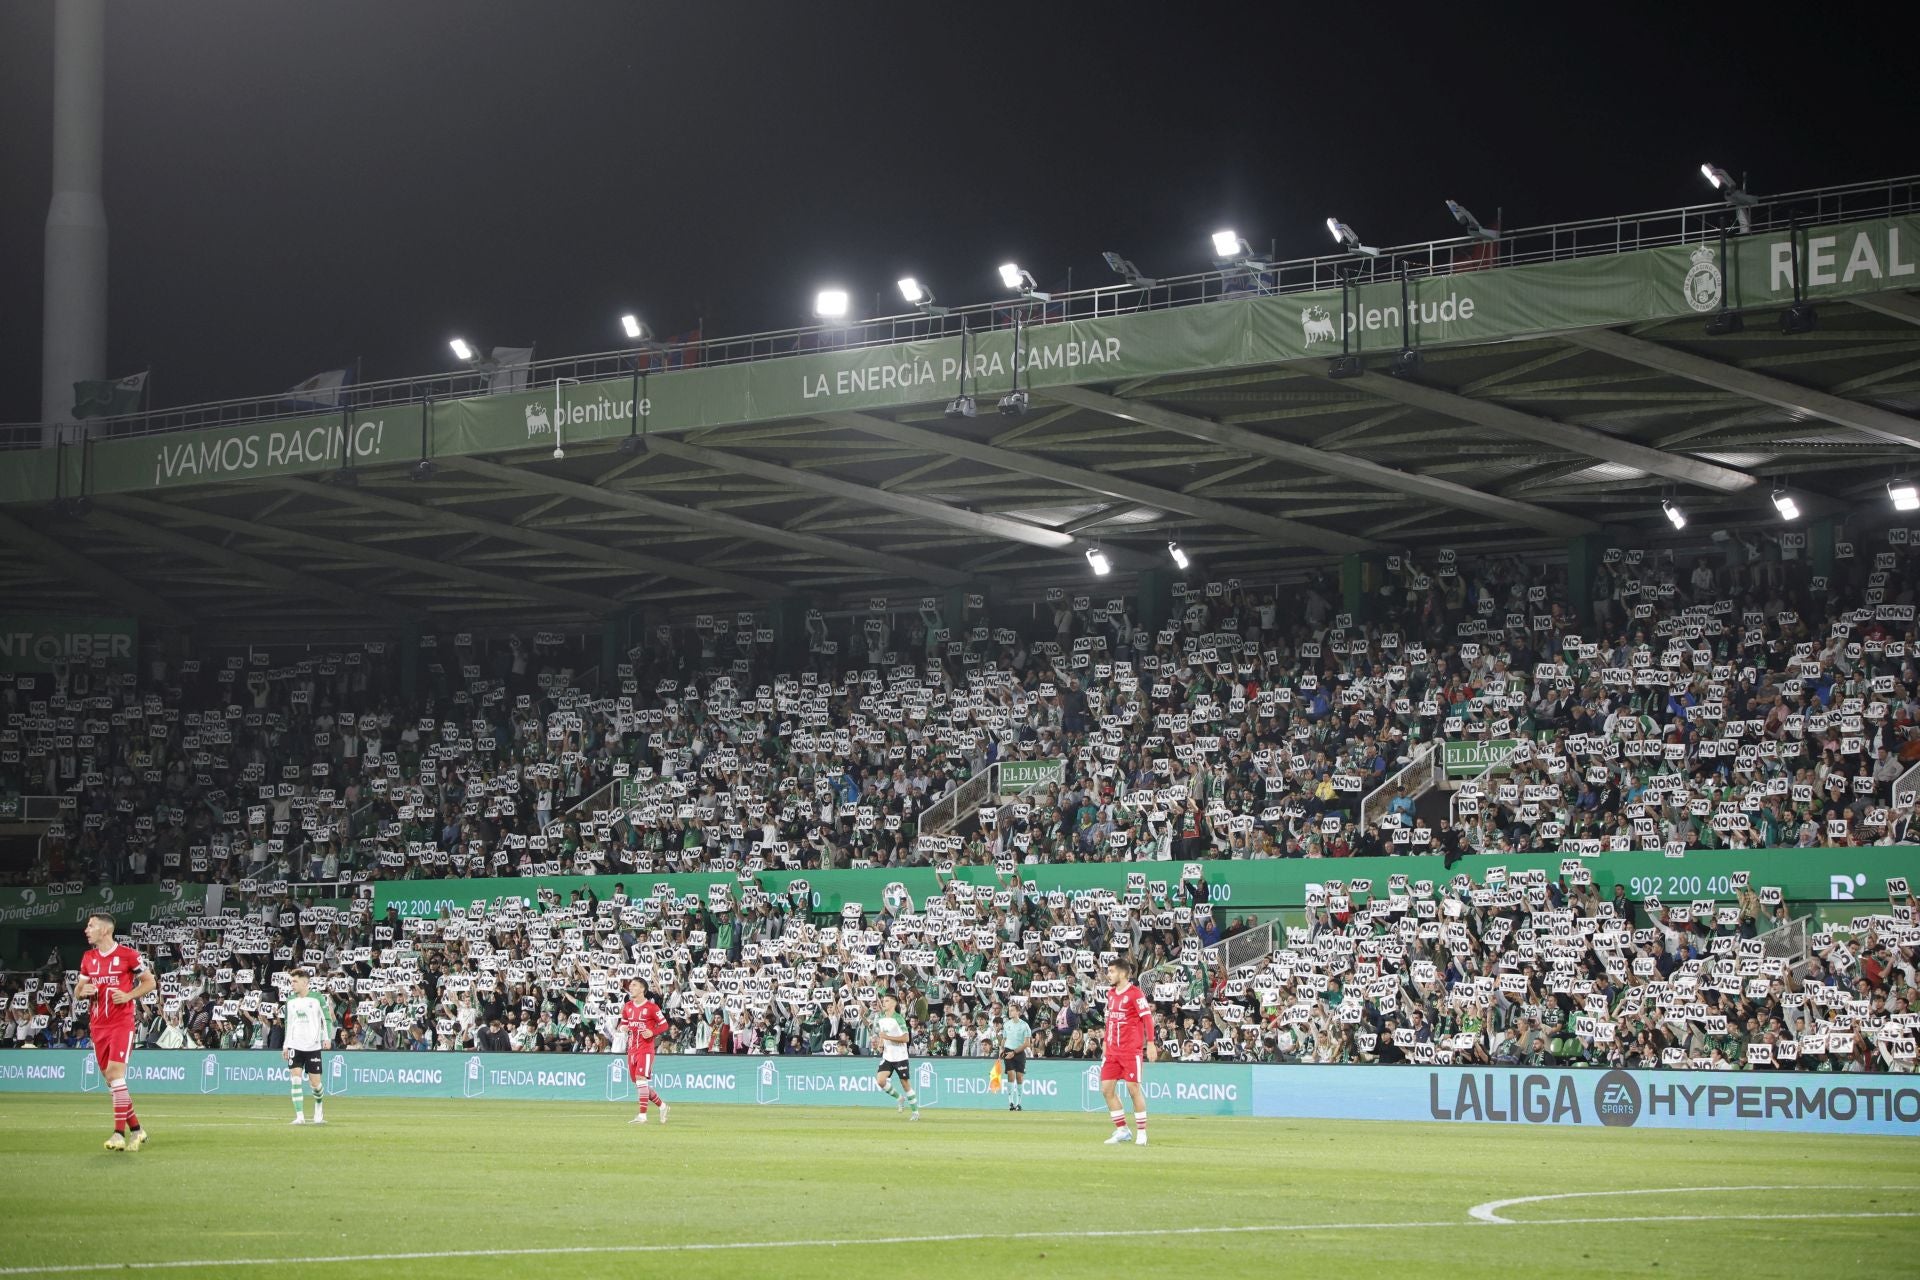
[1683,244,1724,313]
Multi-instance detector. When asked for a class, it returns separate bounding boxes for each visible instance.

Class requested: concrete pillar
[1342,554,1387,621]
[400,628,419,705]
[1810,518,1837,580]
[1136,569,1172,632]
[41,0,108,438]
[601,616,621,677]
[1566,534,1604,627]
[772,597,810,670]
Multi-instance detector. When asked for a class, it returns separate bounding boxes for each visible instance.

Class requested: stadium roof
[4,177,1919,638]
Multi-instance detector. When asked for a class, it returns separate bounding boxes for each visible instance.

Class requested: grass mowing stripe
[5,1097,1914,1280]
[4,1212,1920,1275]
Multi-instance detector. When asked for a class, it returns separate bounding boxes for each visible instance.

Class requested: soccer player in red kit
[74,911,156,1151]
[1099,957,1157,1146]
[620,979,671,1124]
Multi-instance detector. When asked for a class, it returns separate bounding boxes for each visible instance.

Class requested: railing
[568,777,618,817]
[1217,920,1277,973]
[345,797,382,842]
[917,764,998,841]
[1359,742,1441,832]
[6,174,1913,452]
[1449,744,1521,834]
[2,795,71,823]
[1893,758,1920,810]
[1759,914,1810,977]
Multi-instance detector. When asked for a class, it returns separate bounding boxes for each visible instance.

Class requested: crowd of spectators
[2,859,1912,1075]
[7,534,1920,901]
[4,533,1920,1075]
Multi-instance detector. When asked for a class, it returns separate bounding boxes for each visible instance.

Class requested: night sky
[0,1,1911,423]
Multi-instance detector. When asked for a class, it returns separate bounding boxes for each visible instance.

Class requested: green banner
[1452,845,1919,906]
[0,614,138,672]
[371,858,1447,919]
[85,407,415,496]
[0,882,213,931]
[5,213,1914,506]
[371,845,1918,920]
[1442,738,1518,778]
[997,759,1063,792]
[372,872,743,921]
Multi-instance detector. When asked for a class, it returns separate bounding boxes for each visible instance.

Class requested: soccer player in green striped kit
[872,993,921,1119]
[284,972,334,1125]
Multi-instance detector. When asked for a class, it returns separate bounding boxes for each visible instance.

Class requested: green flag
[72,370,148,420]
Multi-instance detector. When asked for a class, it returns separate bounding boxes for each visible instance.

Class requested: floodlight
[1103,252,1154,288]
[449,337,475,362]
[1168,542,1189,569]
[1890,481,1920,512]
[997,390,1030,416]
[621,314,648,341]
[410,459,438,482]
[1211,230,1245,259]
[1771,487,1800,521]
[1327,218,1379,257]
[998,263,1050,302]
[897,277,947,316]
[1780,301,1817,335]
[1701,163,1758,232]
[618,433,646,456]
[1662,499,1687,530]
[814,289,850,320]
[1085,547,1112,577]
[1445,200,1498,243]
[944,395,977,419]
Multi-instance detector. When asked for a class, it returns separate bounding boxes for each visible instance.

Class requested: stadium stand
[8,537,1920,896]
[3,540,1916,1075]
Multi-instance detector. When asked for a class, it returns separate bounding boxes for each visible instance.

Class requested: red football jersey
[80,944,144,1029]
[1102,982,1154,1059]
[621,999,668,1051]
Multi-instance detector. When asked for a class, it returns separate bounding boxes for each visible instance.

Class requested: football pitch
[1,1096,1916,1279]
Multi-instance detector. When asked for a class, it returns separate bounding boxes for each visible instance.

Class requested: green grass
[1,1096,1917,1278]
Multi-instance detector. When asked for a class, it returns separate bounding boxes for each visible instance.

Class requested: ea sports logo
[1593,1069,1642,1127]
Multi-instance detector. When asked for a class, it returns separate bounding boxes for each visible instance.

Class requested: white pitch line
[1524,1212,1920,1226]
[3,1209,1919,1276]
[1468,1184,1920,1224]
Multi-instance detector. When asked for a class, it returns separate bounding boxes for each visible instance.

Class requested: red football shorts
[627,1050,655,1083]
[93,1022,134,1072]
[1099,1055,1141,1084]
